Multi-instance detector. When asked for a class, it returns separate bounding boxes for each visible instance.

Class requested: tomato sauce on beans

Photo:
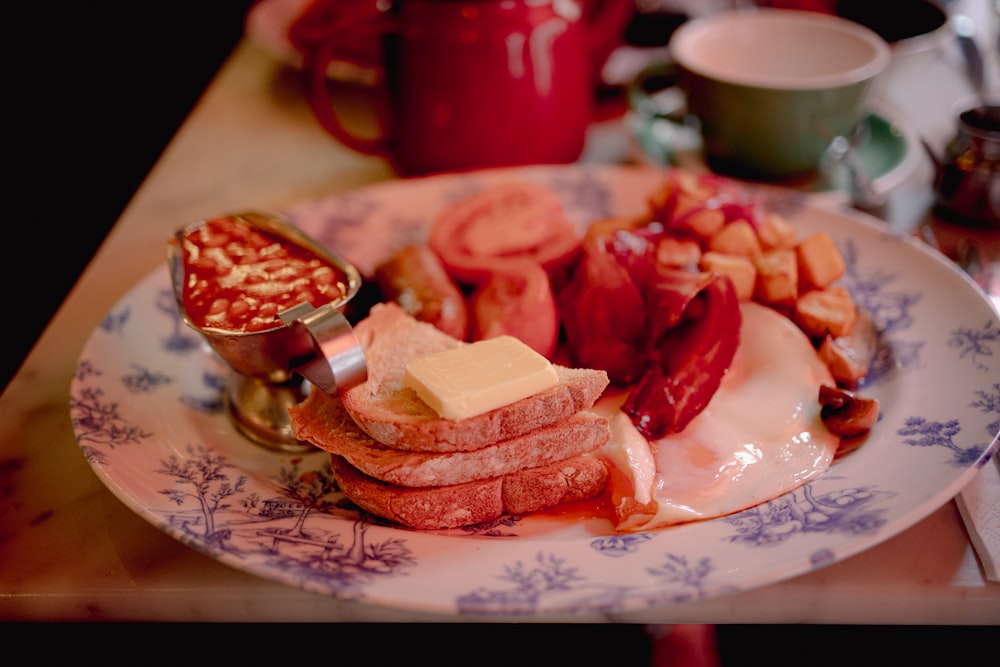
[178,215,348,333]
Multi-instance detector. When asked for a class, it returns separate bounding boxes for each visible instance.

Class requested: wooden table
[1,1,998,623]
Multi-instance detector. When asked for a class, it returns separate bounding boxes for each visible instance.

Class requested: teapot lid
[958,105,1000,140]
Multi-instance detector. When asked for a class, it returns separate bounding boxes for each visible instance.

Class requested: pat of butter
[403,335,559,420]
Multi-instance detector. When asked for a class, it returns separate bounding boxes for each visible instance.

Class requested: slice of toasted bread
[329,453,609,530]
[332,302,609,452]
[291,394,610,487]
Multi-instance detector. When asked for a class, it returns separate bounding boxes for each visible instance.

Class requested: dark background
[5,1,256,392]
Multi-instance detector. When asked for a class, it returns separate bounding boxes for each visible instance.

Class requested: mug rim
[667,8,892,91]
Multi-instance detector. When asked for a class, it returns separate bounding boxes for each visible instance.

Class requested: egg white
[599,301,839,531]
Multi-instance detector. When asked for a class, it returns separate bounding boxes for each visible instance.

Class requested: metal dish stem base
[225,372,317,454]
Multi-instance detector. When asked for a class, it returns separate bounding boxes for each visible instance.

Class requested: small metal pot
[167,211,367,451]
[924,104,1000,227]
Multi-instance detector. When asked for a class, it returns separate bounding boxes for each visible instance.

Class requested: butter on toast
[332,302,609,452]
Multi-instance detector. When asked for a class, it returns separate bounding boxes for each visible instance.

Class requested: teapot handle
[584,0,634,76]
[299,10,395,157]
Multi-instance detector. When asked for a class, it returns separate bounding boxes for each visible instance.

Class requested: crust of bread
[291,393,610,487]
[334,302,609,452]
[329,454,609,530]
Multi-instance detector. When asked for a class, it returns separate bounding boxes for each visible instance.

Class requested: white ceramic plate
[70,164,999,619]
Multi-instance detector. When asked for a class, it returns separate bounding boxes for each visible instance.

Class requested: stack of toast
[289,302,611,530]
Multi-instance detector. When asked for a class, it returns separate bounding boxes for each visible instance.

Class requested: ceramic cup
[300,0,633,175]
[663,8,891,179]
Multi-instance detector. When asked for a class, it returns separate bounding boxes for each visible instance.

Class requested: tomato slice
[428,182,582,285]
[470,259,560,358]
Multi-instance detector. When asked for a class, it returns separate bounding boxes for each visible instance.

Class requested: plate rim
[70,163,1000,618]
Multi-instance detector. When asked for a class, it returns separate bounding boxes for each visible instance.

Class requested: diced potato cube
[676,205,726,239]
[657,237,702,268]
[796,231,845,290]
[795,287,856,338]
[756,212,797,250]
[753,248,798,305]
[675,170,715,201]
[647,172,712,217]
[700,251,757,301]
[708,219,762,257]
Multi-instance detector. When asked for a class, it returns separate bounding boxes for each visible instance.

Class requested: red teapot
[292,0,634,175]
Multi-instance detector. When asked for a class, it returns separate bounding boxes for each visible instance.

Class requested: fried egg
[599,301,839,531]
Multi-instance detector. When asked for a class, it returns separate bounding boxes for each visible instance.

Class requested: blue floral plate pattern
[70,164,1000,618]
